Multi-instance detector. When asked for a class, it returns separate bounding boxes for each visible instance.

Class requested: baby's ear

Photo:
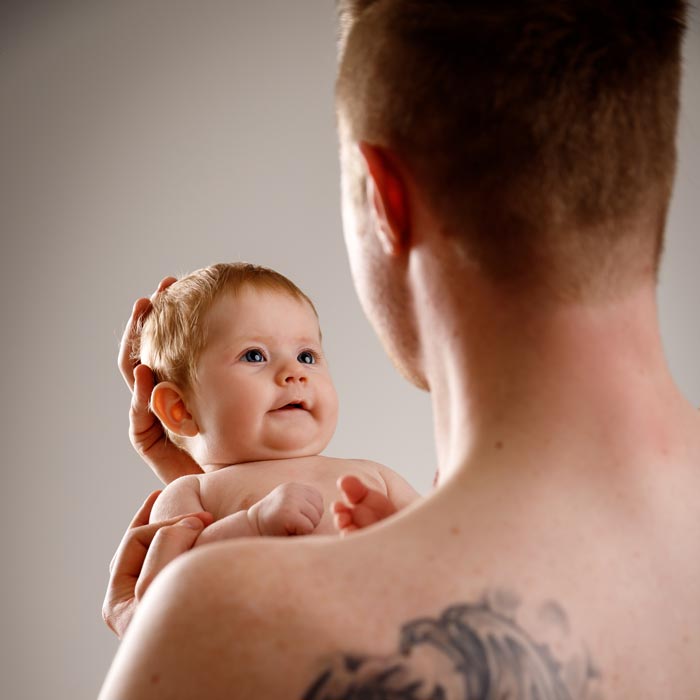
[150,382,199,437]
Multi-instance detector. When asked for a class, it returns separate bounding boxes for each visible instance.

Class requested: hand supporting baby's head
[135,263,339,470]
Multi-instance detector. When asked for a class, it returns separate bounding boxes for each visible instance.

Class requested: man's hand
[248,483,324,536]
[119,277,202,484]
[102,491,214,639]
[331,475,398,536]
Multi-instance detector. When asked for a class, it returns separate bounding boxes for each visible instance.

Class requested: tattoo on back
[304,592,602,699]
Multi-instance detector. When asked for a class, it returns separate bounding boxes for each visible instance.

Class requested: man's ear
[358,142,410,256]
[150,382,199,437]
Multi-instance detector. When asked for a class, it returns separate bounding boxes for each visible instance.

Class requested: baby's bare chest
[198,456,383,533]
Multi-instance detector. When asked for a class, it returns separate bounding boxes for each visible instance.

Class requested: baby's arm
[151,476,259,546]
[195,483,324,545]
[152,479,325,546]
[150,475,205,522]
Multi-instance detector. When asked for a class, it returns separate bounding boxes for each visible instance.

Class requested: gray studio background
[1,2,697,699]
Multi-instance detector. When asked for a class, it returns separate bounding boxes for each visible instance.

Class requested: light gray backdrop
[1,2,697,698]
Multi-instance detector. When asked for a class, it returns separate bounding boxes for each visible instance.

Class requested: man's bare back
[115,405,700,698]
[100,3,696,697]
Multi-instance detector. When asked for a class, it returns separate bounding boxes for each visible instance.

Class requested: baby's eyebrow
[222,334,322,348]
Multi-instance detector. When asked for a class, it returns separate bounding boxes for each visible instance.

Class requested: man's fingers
[118,277,176,391]
[130,364,156,428]
[128,490,162,529]
[152,276,177,299]
[135,517,207,599]
[110,510,212,579]
[109,491,162,575]
[118,297,152,391]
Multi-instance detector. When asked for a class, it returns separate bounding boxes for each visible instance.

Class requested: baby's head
[136,263,339,469]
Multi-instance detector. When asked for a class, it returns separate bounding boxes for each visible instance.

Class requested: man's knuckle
[155,525,178,541]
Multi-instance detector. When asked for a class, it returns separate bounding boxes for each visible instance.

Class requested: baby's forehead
[205,287,322,342]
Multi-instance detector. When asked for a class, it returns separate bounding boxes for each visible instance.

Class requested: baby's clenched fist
[248,482,324,536]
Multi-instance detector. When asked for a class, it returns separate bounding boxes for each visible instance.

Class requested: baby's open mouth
[275,402,307,411]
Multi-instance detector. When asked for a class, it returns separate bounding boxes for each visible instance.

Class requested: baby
[136,262,420,544]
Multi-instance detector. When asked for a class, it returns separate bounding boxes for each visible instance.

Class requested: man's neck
[415,269,695,488]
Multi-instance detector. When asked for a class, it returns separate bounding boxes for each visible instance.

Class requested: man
[101,1,699,697]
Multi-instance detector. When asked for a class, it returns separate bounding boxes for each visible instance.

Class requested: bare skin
[100,140,700,697]
[119,277,204,484]
[101,8,698,691]
[152,455,411,539]
[101,491,214,639]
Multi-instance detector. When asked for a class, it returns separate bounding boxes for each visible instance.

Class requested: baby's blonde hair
[135,262,317,394]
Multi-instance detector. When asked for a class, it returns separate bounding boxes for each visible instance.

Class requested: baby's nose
[276,359,308,385]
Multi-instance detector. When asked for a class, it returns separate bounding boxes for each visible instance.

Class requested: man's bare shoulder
[115,530,608,699]
[109,535,357,698]
[109,466,700,699]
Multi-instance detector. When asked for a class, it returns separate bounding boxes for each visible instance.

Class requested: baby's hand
[332,475,397,536]
[248,483,324,537]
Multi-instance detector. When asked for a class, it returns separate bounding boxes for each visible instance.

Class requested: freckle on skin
[450,526,460,535]
[150,674,161,685]
[495,441,504,450]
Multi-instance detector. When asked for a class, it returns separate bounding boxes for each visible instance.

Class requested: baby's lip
[271,399,310,412]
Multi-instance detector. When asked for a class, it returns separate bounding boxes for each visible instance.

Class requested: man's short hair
[336,1,688,300]
[136,262,317,394]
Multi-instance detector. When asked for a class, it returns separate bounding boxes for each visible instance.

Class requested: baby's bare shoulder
[321,456,389,490]
[327,457,422,508]
[195,464,259,514]
[151,474,203,521]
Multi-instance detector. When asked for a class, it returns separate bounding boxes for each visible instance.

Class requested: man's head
[336,0,687,301]
[137,263,339,467]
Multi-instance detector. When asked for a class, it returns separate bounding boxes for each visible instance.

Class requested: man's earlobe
[150,382,199,437]
[358,142,409,256]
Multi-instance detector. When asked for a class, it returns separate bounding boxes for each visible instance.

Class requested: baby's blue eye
[297,351,316,365]
[242,349,266,363]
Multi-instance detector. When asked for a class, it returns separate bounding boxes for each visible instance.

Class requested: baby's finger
[333,509,353,530]
[345,504,381,528]
[310,489,325,517]
[299,497,324,527]
[301,483,325,508]
[337,475,369,505]
[338,523,359,537]
[290,512,319,536]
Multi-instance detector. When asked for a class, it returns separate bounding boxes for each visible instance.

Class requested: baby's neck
[199,452,327,474]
